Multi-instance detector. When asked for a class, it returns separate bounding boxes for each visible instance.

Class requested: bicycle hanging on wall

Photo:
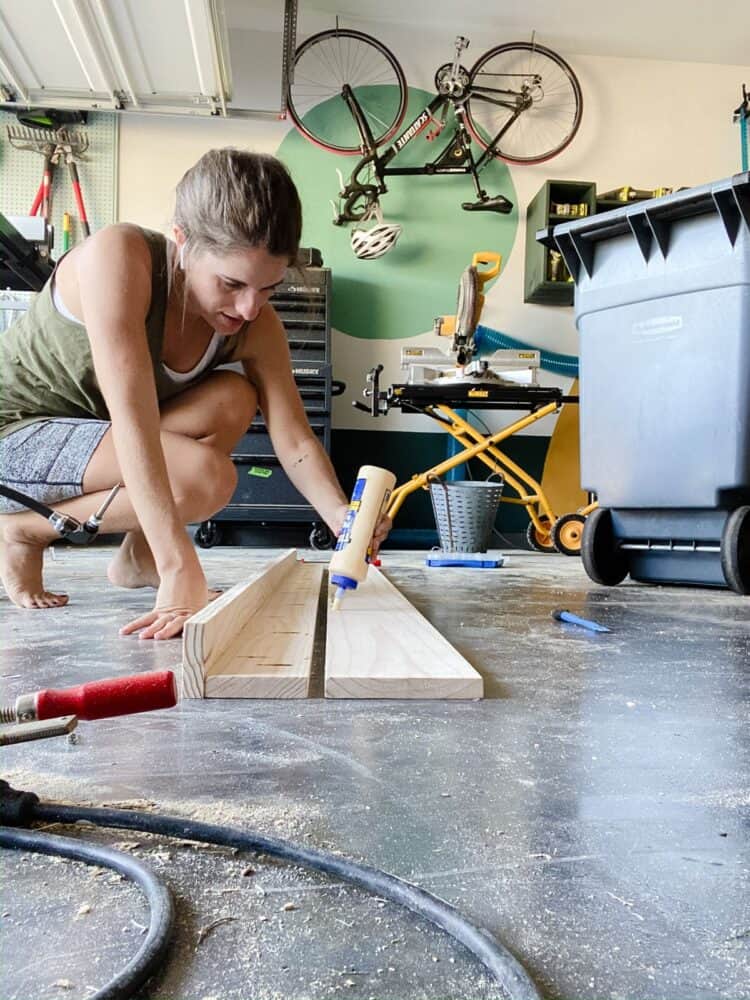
[286,28,583,256]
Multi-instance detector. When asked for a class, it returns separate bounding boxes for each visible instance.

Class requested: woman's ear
[172,226,188,270]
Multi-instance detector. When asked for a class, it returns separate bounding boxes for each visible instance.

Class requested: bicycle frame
[336,79,527,223]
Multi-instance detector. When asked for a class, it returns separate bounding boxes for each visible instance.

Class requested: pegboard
[0,110,118,253]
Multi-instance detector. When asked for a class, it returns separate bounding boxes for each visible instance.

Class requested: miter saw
[401,251,540,388]
[350,253,577,562]
[354,252,543,418]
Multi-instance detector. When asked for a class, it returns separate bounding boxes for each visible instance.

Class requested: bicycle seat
[461,195,513,214]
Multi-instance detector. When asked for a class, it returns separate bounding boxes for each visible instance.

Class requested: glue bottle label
[334,477,366,552]
[329,466,396,584]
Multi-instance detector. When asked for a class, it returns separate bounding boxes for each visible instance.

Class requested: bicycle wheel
[287,29,408,155]
[466,42,582,164]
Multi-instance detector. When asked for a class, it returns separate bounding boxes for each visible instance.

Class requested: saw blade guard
[434,251,501,362]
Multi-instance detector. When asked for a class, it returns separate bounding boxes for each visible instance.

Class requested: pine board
[324,569,483,700]
[181,549,320,699]
[204,561,322,699]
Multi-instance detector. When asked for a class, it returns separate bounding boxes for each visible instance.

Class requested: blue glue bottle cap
[330,574,357,591]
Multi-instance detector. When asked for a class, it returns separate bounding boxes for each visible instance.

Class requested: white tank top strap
[50,237,220,384]
[51,277,84,326]
[162,331,223,384]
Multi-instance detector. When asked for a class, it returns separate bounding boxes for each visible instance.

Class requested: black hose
[32,801,543,1000]
[0,825,174,1000]
[0,484,54,519]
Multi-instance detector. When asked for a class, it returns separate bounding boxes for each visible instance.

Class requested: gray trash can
[539,173,750,592]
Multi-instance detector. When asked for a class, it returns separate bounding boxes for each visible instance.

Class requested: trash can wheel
[526,516,556,553]
[551,513,586,556]
[581,507,628,585]
[720,505,750,595]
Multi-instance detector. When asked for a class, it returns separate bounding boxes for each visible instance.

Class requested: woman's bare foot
[0,525,68,608]
[107,530,222,599]
[107,531,160,589]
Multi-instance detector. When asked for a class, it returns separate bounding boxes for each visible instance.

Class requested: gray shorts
[0,418,110,514]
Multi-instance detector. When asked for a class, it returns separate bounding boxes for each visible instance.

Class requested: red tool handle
[30,181,44,217]
[35,671,178,722]
[68,161,90,238]
[41,156,53,223]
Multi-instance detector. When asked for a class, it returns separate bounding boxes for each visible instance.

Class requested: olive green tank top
[0,228,243,439]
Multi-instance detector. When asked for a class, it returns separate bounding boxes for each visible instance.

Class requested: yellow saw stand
[384,392,572,552]
[356,253,592,553]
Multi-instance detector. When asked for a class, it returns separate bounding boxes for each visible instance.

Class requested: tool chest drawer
[231,421,329,461]
[273,271,330,362]
[217,462,313,520]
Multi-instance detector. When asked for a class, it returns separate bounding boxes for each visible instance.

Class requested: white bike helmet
[350,222,403,260]
[350,201,403,260]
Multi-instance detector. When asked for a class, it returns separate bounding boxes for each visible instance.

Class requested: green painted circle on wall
[277,88,518,340]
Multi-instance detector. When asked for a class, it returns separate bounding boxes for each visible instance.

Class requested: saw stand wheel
[526,515,556,552]
[551,513,586,556]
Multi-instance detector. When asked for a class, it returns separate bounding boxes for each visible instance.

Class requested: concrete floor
[1,545,749,1000]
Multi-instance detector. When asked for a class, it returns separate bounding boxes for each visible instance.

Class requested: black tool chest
[195,264,335,549]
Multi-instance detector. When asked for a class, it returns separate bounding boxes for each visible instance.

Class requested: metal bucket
[429,477,504,553]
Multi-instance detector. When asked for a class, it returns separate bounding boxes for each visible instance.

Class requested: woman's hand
[370,513,392,560]
[329,503,392,559]
[120,564,209,640]
[328,502,350,539]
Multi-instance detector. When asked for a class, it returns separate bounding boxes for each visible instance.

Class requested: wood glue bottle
[329,465,396,610]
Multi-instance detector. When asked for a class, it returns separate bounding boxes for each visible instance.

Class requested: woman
[0,148,389,638]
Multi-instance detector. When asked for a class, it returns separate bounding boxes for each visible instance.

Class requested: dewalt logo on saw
[468,388,489,398]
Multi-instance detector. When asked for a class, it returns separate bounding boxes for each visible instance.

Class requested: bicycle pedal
[461,195,513,214]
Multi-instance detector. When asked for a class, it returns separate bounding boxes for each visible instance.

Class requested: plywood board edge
[181,620,206,699]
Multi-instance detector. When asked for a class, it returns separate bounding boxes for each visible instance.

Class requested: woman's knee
[171,443,238,516]
[160,370,258,446]
[198,447,237,511]
[200,370,257,431]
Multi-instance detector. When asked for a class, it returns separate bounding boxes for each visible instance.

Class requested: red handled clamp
[0,670,178,746]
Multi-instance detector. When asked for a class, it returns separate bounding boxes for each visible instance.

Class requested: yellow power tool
[433,251,501,365]
[399,250,539,387]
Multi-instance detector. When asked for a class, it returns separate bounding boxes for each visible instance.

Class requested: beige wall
[117,47,749,434]
[117,114,287,230]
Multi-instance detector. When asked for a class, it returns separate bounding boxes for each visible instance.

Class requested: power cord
[0,823,173,1000]
[1,782,543,1000]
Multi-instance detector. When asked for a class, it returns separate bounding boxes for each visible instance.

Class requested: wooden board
[324,568,483,700]
[540,377,588,515]
[204,561,323,699]
[181,550,322,699]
